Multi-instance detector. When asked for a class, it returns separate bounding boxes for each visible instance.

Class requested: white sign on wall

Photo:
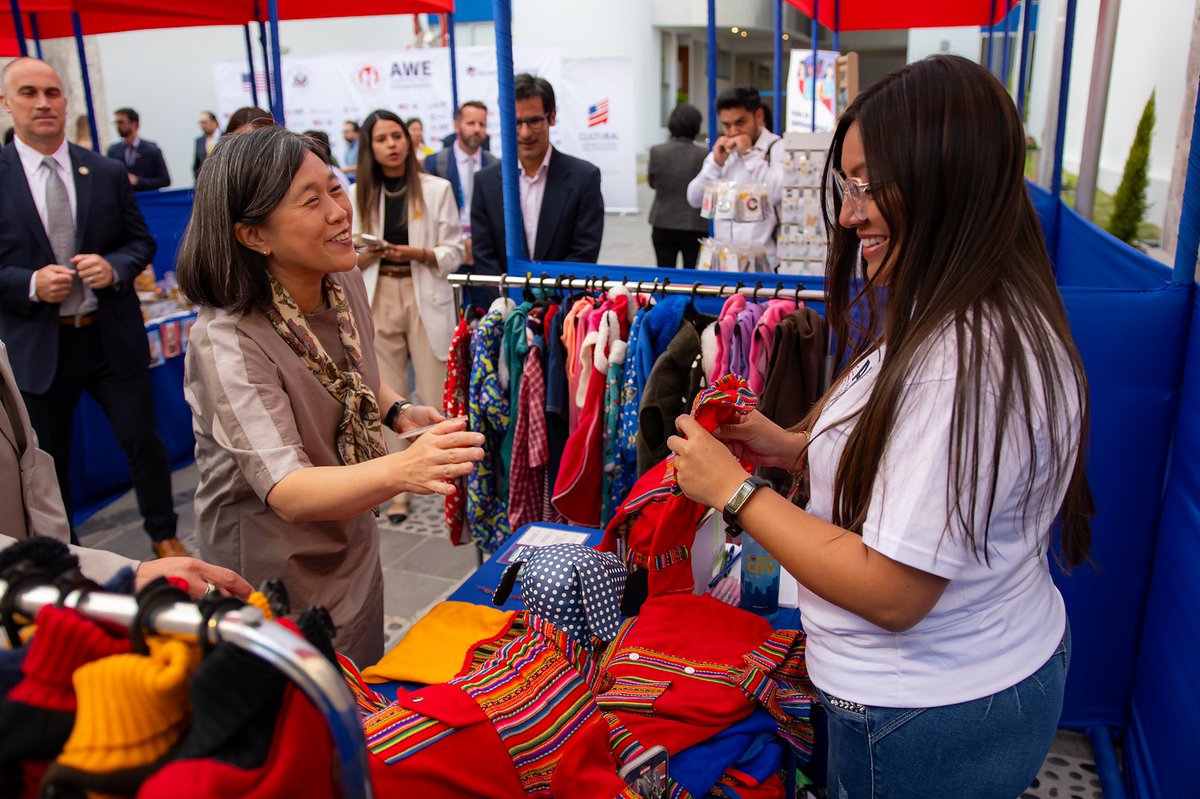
[211,46,637,211]
[786,48,841,133]
[557,57,639,212]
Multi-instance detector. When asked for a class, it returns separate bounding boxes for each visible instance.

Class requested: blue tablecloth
[69,311,198,524]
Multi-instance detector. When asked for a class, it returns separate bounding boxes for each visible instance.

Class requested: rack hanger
[0,579,374,799]
[449,272,826,303]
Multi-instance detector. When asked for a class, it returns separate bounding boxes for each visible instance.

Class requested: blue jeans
[815,622,1071,799]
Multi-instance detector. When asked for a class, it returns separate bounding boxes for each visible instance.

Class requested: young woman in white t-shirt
[667,55,1093,798]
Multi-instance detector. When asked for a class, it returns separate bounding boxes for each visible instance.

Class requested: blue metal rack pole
[810,0,818,131]
[29,11,42,60]
[707,0,717,146]
[1050,0,1078,199]
[9,0,27,57]
[833,0,840,53]
[491,0,525,274]
[267,0,284,126]
[1000,0,1013,87]
[71,13,100,153]
[773,0,782,130]
[1016,0,1035,118]
[986,0,997,73]
[243,24,260,109]
[448,11,460,112]
[1171,75,1200,284]
[255,3,274,114]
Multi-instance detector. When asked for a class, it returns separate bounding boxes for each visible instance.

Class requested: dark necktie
[124,145,135,167]
[42,156,84,315]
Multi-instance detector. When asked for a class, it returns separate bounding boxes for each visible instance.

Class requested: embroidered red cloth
[600,373,758,596]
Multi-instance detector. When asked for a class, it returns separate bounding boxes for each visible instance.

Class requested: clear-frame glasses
[833,171,873,221]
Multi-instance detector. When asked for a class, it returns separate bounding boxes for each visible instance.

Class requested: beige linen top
[185,269,385,666]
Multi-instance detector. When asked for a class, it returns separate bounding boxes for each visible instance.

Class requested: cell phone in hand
[356,233,388,253]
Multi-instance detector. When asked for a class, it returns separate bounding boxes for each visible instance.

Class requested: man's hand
[463,237,474,266]
[713,135,753,168]
[33,265,76,303]
[127,173,139,186]
[71,254,116,289]
[135,557,254,599]
[712,136,732,167]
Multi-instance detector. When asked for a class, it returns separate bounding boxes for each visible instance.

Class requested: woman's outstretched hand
[396,418,484,496]
[714,410,808,471]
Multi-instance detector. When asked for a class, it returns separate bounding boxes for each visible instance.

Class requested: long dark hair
[355,109,425,235]
[177,126,325,314]
[805,55,1093,568]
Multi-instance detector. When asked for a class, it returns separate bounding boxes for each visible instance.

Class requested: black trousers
[22,325,177,543]
[651,226,704,270]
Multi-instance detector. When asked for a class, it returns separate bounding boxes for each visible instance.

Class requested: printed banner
[213,46,636,211]
[786,48,840,133]
[556,57,639,212]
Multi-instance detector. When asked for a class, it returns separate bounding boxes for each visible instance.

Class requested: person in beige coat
[0,337,252,598]
[352,110,464,524]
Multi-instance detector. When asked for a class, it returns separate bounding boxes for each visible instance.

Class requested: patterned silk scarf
[263,274,387,466]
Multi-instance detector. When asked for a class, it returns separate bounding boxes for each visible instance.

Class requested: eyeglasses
[833,171,873,221]
[515,115,549,130]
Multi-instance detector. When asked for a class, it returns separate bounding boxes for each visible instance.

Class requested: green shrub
[1106,92,1155,244]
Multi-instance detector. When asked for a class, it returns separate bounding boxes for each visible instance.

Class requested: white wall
[1027,0,1198,229]
[907,26,982,62]
[92,16,420,188]
[514,0,661,153]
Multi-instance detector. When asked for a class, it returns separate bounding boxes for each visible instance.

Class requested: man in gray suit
[647,104,708,268]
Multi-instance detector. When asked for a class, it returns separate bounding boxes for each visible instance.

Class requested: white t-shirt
[798,319,1078,708]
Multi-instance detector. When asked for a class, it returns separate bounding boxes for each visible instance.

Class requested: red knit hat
[0,606,130,798]
[601,373,758,598]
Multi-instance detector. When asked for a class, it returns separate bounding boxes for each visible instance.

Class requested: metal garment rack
[447,272,828,303]
[0,579,374,799]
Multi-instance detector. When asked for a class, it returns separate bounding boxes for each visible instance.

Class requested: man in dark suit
[192,110,219,178]
[105,106,171,191]
[0,58,185,558]
[470,74,604,307]
[425,100,498,270]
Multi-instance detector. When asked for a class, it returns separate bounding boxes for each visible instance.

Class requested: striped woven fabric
[337,653,390,717]
[604,713,698,799]
[450,615,607,793]
[362,702,457,764]
[595,676,672,714]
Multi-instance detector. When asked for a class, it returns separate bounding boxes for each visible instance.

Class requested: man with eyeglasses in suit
[469,73,604,308]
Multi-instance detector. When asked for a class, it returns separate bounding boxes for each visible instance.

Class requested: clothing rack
[448,272,828,303]
[0,579,374,799]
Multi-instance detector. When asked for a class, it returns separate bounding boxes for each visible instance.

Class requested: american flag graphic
[241,72,271,94]
[587,98,609,127]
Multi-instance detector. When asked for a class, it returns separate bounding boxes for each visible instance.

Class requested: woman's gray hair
[177,125,325,314]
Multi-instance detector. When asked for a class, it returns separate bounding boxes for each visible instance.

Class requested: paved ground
[74,181,1105,796]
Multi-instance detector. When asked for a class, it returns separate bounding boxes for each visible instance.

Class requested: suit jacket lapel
[446,151,464,209]
[70,146,92,253]
[0,146,55,263]
[536,149,571,261]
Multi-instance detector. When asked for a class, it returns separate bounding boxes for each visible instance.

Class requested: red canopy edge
[785,0,1009,32]
[3,0,454,43]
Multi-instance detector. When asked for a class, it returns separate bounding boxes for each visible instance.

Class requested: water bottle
[739,533,780,619]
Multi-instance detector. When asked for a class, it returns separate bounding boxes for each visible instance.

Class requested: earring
[262,249,271,256]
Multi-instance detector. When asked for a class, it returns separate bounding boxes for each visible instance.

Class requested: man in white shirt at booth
[686,86,784,268]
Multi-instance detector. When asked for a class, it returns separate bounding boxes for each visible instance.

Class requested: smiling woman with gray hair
[176,125,483,665]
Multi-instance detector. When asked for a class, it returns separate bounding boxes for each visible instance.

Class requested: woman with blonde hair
[353,110,463,524]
